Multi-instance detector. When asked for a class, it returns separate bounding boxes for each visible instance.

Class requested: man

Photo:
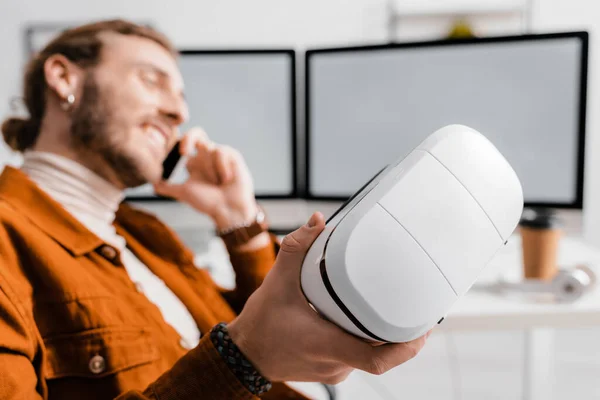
[0,20,429,399]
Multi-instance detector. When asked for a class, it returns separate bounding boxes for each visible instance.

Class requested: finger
[194,136,217,154]
[271,212,326,282]
[309,212,326,228]
[191,141,220,184]
[214,148,233,184]
[186,153,219,184]
[328,328,428,375]
[324,325,378,367]
[180,127,210,156]
[327,369,353,385]
[278,212,325,257]
[365,335,429,375]
[153,181,186,199]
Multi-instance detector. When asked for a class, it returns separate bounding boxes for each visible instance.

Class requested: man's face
[70,33,188,188]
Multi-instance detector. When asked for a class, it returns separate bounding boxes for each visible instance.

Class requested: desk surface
[196,234,600,332]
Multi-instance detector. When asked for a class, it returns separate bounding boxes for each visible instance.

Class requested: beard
[69,74,152,188]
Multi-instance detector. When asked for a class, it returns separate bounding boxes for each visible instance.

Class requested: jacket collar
[115,203,196,266]
[0,166,104,256]
[0,166,194,264]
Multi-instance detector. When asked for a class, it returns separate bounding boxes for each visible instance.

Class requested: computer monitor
[306,32,588,209]
[126,49,297,200]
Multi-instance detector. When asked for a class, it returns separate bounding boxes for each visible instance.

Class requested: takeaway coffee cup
[519,208,563,281]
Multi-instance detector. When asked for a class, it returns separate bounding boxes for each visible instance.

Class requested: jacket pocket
[43,326,159,379]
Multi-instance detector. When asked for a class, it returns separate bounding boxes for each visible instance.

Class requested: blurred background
[1,0,600,398]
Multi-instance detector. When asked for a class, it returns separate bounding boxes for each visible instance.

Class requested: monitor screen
[126,49,296,200]
[306,32,588,208]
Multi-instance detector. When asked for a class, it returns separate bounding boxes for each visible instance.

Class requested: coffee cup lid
[519,208,563,229]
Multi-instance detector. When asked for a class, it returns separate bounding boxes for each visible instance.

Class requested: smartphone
[162,141,182,180]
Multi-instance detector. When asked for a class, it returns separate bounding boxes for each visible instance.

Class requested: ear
[43,54,84,104]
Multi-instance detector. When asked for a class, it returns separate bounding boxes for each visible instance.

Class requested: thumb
[153,181,186,199]
[277,212,326,265]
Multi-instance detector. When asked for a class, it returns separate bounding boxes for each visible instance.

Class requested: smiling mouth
[142,122,169,154]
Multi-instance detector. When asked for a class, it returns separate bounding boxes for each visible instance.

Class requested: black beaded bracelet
[210,322,272,396]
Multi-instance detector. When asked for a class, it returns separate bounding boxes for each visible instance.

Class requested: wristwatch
[217,206,269,248]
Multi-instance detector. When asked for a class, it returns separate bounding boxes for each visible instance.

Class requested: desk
[195,234,600,400]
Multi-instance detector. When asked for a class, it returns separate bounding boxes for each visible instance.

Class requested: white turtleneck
[21,151,200,349]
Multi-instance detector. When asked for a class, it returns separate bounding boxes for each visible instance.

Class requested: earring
[61,94,75,111]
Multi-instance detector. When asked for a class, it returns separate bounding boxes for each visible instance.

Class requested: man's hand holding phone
[154,127,269,250]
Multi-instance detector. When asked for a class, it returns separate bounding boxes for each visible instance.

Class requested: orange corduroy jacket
[0,166,308,400]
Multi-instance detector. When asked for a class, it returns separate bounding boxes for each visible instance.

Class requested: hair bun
[1,117,37,152]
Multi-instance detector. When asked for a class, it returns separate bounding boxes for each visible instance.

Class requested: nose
[159,94,189,127]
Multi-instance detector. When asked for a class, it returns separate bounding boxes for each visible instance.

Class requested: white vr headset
[301,125,524,343]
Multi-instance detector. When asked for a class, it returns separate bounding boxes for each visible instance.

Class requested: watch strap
[210,322,272,396]
[218,207,268,248]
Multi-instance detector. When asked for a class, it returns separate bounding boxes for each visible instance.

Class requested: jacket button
[89,355,106,374]
[100,245,117,260]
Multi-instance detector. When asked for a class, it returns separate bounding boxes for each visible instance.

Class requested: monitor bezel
[304,31,589,209]
[126,49,298,201]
